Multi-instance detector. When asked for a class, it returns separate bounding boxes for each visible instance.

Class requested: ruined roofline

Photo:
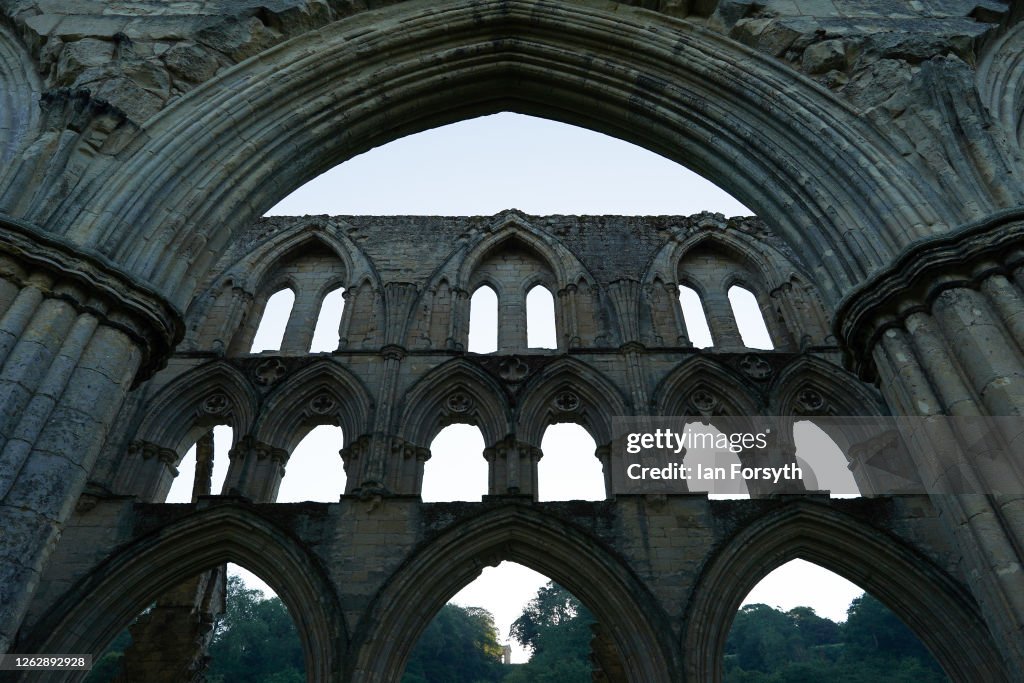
[256,208,758,221]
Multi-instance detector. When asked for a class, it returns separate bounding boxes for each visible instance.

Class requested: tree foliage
[85,578,951,683]
[206,575,305,683]
[724,594,948,682]
[505,581,595,683]
[401,604,505,683]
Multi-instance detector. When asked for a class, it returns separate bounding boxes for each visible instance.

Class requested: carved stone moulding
[835,209,1024,380]
[0,213,184,384]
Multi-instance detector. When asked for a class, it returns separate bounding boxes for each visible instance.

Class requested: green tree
[723,596,949,683]
[205,575,304,683]
[506,581,595,683]
[401,604,505,683]
[841,593,944,679]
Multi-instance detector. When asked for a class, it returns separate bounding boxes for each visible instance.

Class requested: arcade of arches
[1,1,1024,681]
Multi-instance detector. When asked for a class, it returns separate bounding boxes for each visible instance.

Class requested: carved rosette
[689,389,719,416]
[445,391,474,414]
[552,390,581,413]
[201,393,230,415]
[739,355,772,380]
[253,358,287,386]
[795,387,827,414]
[309,393,337,415]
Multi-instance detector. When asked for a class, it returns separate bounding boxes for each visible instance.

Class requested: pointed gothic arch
[397,358,510,448]
[515,357,628,446]
[23,502,347,683]
[134,361,256,455]
[253,360,373,453]
[684,499,1009,682]
[46,0,959,315]
[352,504,676,682]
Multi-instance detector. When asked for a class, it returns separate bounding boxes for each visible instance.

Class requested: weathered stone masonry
[1,0,1024,681]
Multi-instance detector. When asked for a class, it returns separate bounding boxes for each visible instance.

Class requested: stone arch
[351,504,676,683]
[397,358,509,448]
[119,361,256,499]
[771,355,887,419]
[224,232,360,355]
[653,356,762,421]
[51,0,959,311]
[0,24,41,166]
[977,8,1024,152]
[253,360,373,453]
[770,356,915,495]
[515,357,628,446]
[684,499,1009,682]
[23,502,346,683]
[653,229,812,350]
[134,361,256,454]
[213,227,368,300]
[646,227,795,293]
[456,217,584,290]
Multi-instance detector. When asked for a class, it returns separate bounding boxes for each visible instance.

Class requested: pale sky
[166,113,863,664]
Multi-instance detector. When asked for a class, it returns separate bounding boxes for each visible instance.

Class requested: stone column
[114,567,226,683]
[0,218,180,654]
[115,433,225,683]
[485,436,542,498]
[280,285,317,354]
[360,345,406,493]
[702,288,744,349]
[838,214,1024,673]
[221,435,288,502]
[497,287,527,352]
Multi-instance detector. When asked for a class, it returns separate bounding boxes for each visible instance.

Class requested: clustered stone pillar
[841,217,1024,674]
[0,220,179,653]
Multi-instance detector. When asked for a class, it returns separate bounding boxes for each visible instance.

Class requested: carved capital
[836,209,1024,379]
[0,214,183,385]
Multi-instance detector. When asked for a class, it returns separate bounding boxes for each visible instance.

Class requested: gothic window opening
[309,287,346,353]
[250,288,295,353]
[468,285,499,353]
[678,285,713,348]
[728,285,774,350]
[681,422,750,498]
[421,424,488,502]
[727,560,946,680]
[793,420,860,497]
[276,425,346,502]
[537,424,604,501]
[164,426,233,503]
[467,238,559,353]
[526,285,557,349]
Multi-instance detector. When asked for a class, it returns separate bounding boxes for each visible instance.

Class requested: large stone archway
[21,503,347,683]
[683,500,1009,682]
[14,0,968,305]
[350,504,676,682]
[1,0,1023,678]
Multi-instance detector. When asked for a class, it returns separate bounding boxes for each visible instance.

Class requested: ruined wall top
[0,0,1010,124]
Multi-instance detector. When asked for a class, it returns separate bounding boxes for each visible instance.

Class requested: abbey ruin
[1,0,1023,680]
